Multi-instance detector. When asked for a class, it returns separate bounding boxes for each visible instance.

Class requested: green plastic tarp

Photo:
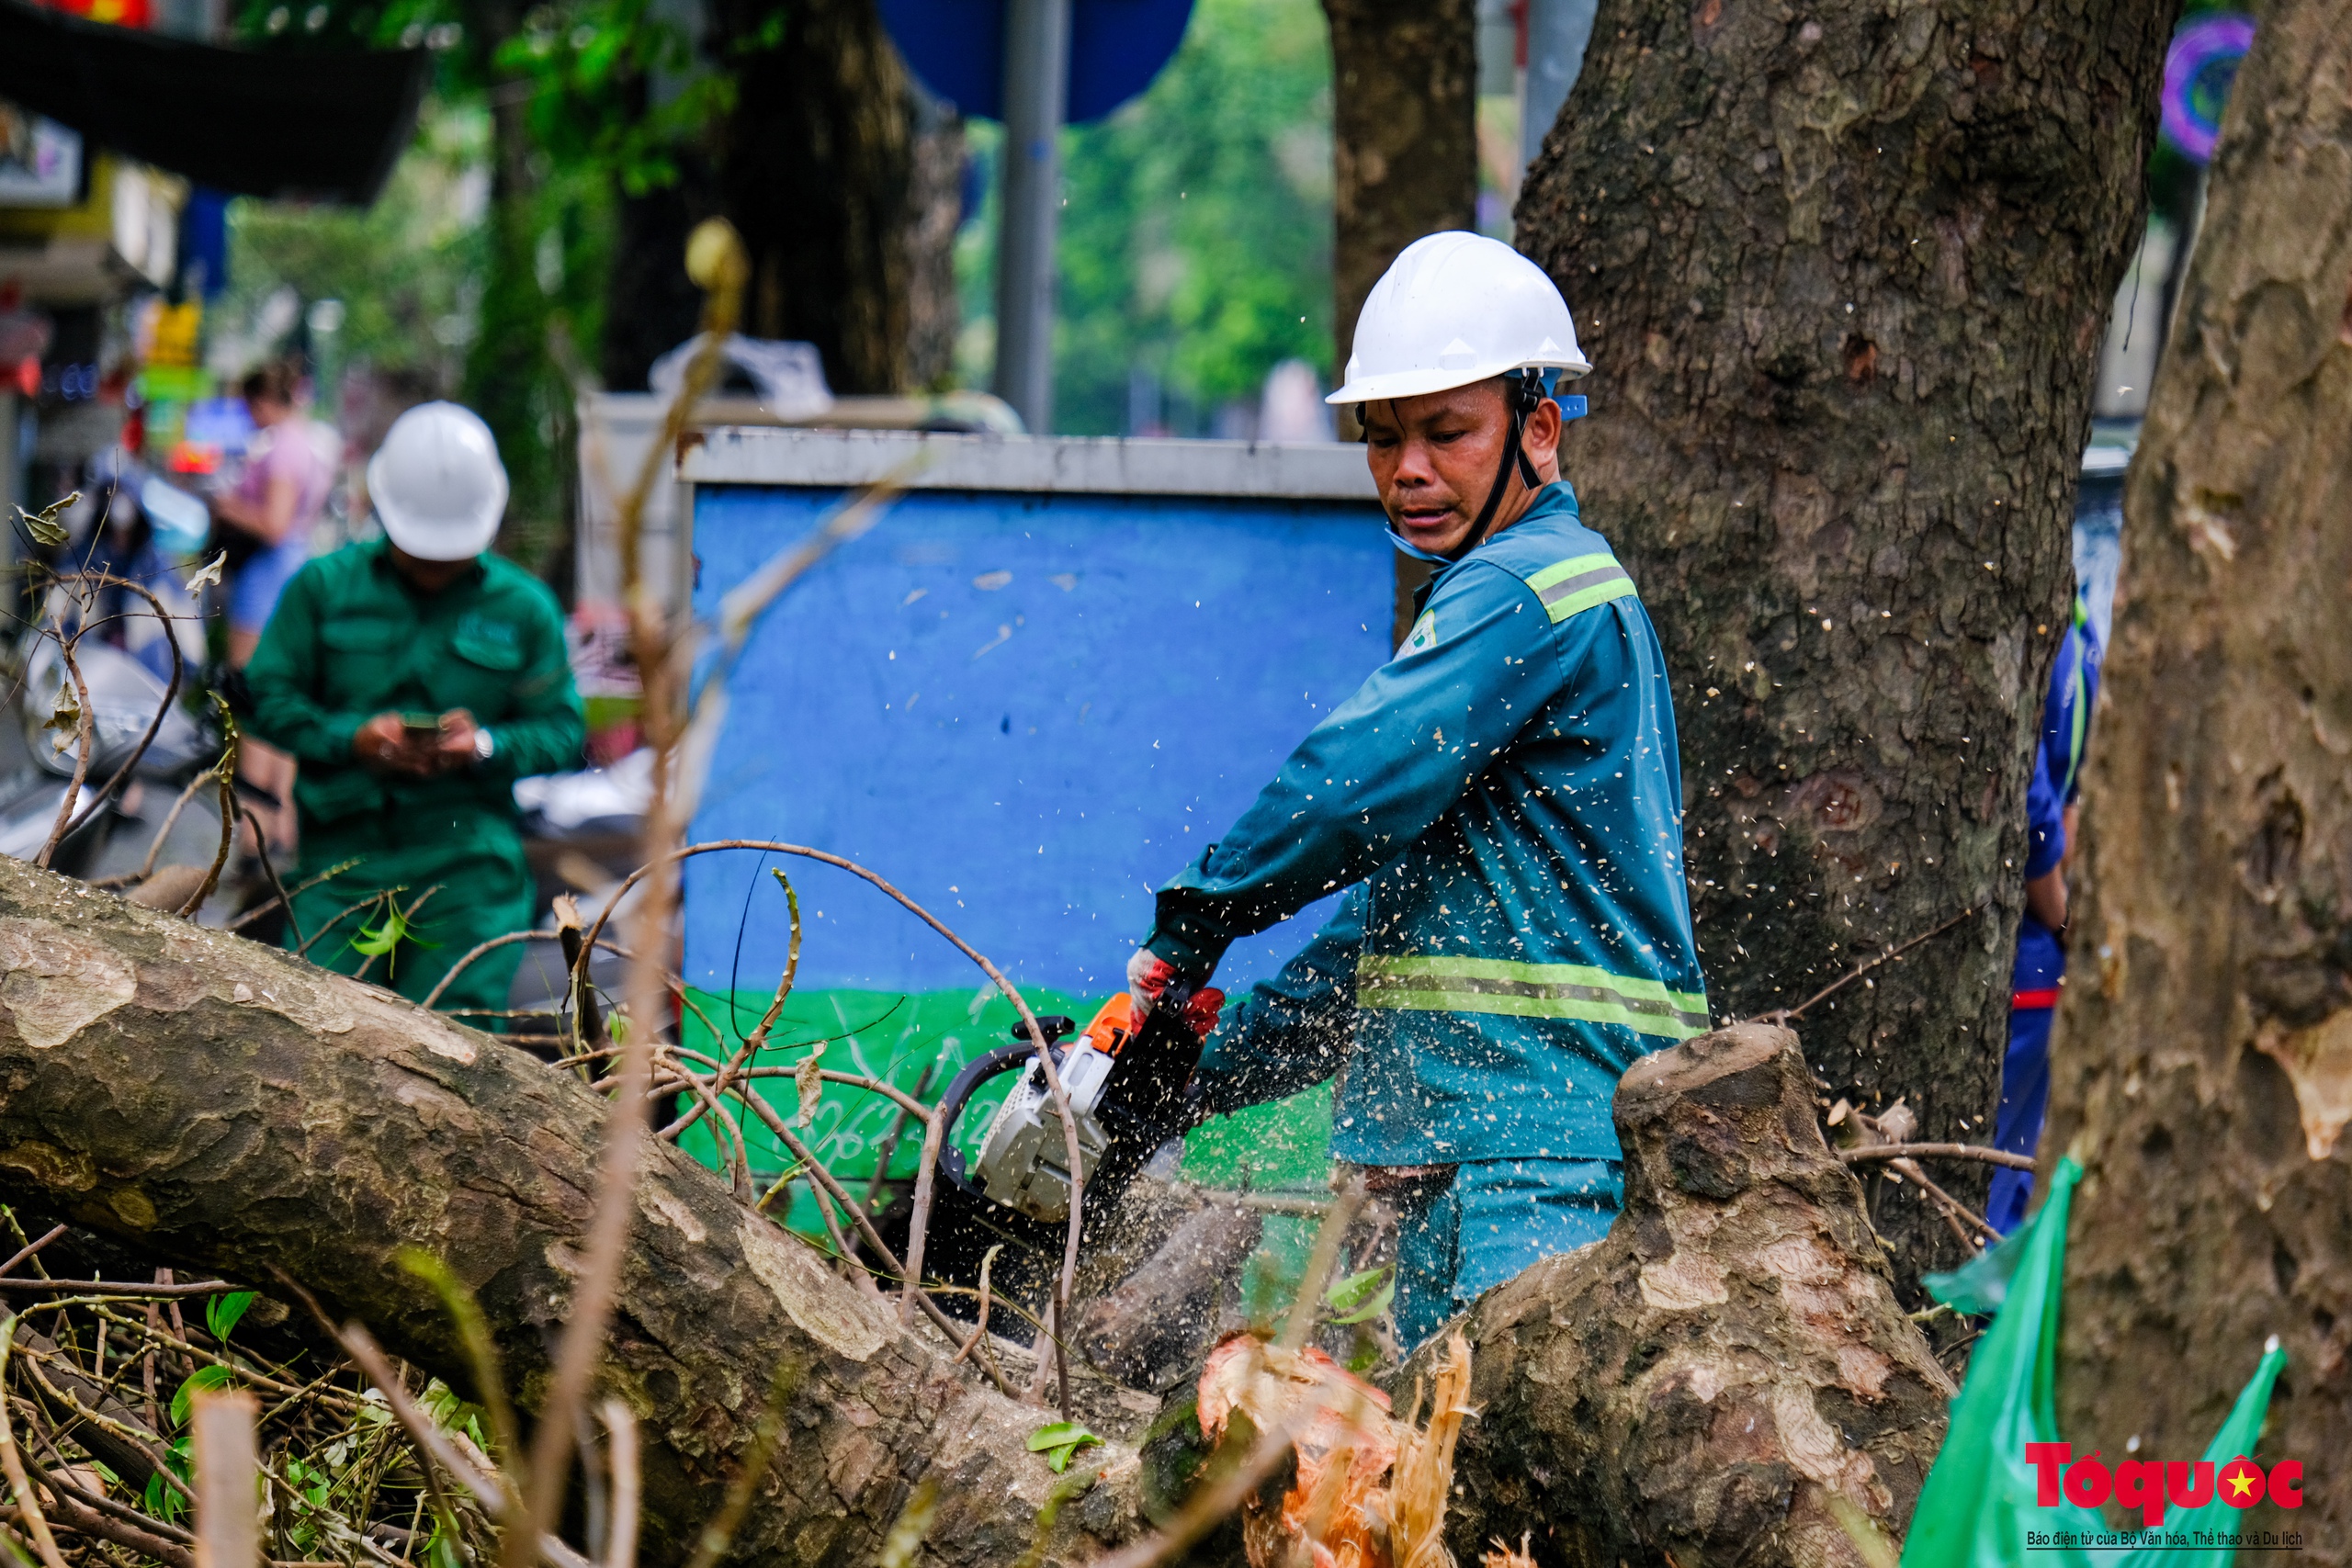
[1899,1156,2290,1568]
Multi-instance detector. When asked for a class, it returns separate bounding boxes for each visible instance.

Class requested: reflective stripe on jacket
[1151,482,1706,1166]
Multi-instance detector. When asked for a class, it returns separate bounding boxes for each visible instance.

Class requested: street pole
[1521,0,1599,166]
[992,0,1071,434]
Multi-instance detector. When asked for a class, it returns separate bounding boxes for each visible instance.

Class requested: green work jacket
[243,539,585,835]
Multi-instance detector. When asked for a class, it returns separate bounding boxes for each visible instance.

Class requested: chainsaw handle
[933,1042,1043,1196]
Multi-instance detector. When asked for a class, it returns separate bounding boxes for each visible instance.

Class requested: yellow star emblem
[2225,1470,2256,1500]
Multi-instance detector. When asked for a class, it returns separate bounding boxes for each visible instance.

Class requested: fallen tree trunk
[0,862,1128,1568]
[0,858,1949,1566]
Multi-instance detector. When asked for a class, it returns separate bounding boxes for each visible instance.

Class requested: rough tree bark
[1512,0,2177,1281]
[2048,0,2352,1541]
[708,0,919,394]
[1320,0,1477,363]
[1321,0,1478,627]
[0,860,1948,1567]
[0,869,1120,1568]
[601,0,959,396]
[1405,1024,1952,1568]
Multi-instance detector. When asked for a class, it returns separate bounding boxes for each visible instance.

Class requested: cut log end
[1403,1023,1953,1568]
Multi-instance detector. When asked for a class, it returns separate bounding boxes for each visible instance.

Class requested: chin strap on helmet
[1453,371,1550,561]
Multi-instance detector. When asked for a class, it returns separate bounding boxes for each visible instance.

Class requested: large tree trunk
[0,858,1945,1567]
[1321,0,1477,367]
[1511,0,2177,1285]
[2048,0,2352,1540]
[601,2,956,399]
[708,0,918,394]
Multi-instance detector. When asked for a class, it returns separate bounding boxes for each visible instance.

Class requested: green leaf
[1328,1277,1395,1325]
[1325,1264,1389,1312]
[1024,1421,1094,1451]
[1026,1421,1100,1472]
[142,1439,190,1524]
[1326,1262,1395,1325]
[206,1290,256,1342]
[170,1364,233,1426]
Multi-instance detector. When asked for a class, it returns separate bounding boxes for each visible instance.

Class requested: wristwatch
[473,728,496,763]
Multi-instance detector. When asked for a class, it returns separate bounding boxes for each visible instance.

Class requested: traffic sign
[878,0,1195,123]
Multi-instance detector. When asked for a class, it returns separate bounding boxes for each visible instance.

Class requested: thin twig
[127,772,212,885]
[176,703,241,919]
[738,1096,999,1374]
[951,1246,1001,1364]
[513,233,748,1568]
[1754,907,1982,1025]
[571,838,1081,1377]
[24,1443,193,1545]
[55,571,185,842]
[1838,1143,2034,1171]
[0,1228,66,1279]
[1276,1176,1367,1354]
[236,804,305,948]
[0,1278,246,1297]
[351,885,445,984]
[23,1460,194,1568]
[0,1317,72,1568]
[1892,1157,1997,1243]
[598,1402,638,1568]
[294,892,398,960]
[664,870,803,1145]
[331,1323,594,1568]
[224,859,364,933]
[33,630,96,871]
[418,932,632,1011]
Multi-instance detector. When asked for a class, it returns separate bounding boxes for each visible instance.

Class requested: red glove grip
[1181,987,1226,1044]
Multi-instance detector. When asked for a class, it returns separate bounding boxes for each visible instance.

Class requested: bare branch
[32,630,95,871]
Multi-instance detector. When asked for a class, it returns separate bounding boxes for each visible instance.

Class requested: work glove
[1125,948,1185,1024]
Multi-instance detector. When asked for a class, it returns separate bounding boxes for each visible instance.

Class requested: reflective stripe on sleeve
[1356,953,1709,1039]
[1524,552,1638,624]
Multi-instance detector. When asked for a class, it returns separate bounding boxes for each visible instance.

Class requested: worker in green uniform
[243,401,584,1021]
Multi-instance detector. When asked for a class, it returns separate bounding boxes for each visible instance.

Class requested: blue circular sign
[878,0,1196,124]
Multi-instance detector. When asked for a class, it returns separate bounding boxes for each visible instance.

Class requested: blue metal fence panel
[683,481,1391,1006]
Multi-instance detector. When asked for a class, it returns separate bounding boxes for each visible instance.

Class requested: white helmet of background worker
[1327,230,1589,406]
[367,401,510,560]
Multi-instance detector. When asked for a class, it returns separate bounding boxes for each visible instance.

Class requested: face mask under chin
[1385,527,1458,565]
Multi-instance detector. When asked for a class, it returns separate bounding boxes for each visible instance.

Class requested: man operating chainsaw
[1125,231,1707,1348]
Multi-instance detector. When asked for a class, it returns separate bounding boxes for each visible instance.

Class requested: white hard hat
[367,401,508,560]
[1328,231,1589,406]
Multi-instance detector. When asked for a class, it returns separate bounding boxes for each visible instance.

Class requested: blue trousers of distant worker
[1391,1157,1622,1348]
[1987,1005,2056,1235]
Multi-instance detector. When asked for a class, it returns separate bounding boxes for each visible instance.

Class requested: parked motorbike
[0,633,215,879]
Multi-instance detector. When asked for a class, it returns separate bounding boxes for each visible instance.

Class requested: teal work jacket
[1143,482,1707,1167]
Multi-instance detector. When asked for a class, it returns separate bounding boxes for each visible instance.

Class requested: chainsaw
[917,985,1222,1296]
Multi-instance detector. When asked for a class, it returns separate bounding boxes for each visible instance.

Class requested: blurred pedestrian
[210,361,334,848]
[1987,591,2103,1233]
[243,402,584,1021]
[211,361,333,665]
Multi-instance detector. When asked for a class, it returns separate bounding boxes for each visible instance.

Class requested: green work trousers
[287,807,536,1023]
